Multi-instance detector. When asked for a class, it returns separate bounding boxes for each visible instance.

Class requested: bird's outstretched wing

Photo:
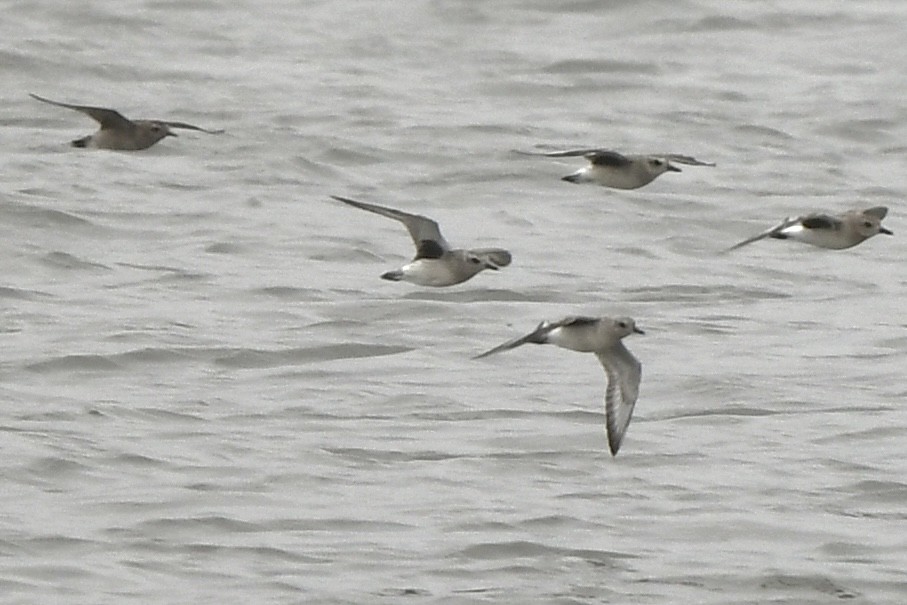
[30,93,133,130]
[473,321,549,359]
[863,206,888,221]
[473,316,597,359]
[163,121,225,134]
[331,195,450,253]
[658,154,716,167]
[725,216,800,252]
[515,148,632,166]
[469,248,512,268]
[583,150,634,167]
[596,343,642,456]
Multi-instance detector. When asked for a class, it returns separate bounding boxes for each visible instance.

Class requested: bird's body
[331,196,511,287]
[30,93,223,150]
[518,148,714,189]
[727,207,893,251]
[475,316,644,456]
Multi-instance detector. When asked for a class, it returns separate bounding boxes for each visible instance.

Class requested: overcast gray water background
[2,1,906,603]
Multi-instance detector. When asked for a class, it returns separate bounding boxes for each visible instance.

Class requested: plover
[475,316,644,456]
[30,93,223,150]
[727,206,893,251]
[331,195,512,287]
[518,148,714,189]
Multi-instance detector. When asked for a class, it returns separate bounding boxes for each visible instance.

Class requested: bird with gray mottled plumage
[726,206,893,251]
[331,195,512,287]
[30,93,223,150]
[517,148,715,189]
[475,316,644,456]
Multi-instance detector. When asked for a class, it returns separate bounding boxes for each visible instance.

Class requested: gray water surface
[2,1,906,603]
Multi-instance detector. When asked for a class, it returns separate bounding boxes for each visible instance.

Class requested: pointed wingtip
[863,206,889,220]
[331,195,371,211]
[607,429,621,456]
[723,227,780,252]
[29,92,51,104]
[474,328,542,360]
[472,343,508,360]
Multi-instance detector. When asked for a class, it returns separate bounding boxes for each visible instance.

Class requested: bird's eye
[151,125,161,132]
[863,221,873,228]
[617,321,627,329]
[470,258,481,264]
[651,159,663,166]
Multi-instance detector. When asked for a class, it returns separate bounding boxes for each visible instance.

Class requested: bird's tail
[380,270,404,282]
[561,172,586,184]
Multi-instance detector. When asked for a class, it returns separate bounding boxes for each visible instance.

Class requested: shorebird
[517,148,714,189]
[331,195,511,287]
[30,93,223,150]
[475,316,644,456]
[727,206,893,251]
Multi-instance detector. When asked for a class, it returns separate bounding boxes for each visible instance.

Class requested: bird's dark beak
[633,327,645,335]
[666,164,681,173]
[880,227,893,235]
[485,263,499,270]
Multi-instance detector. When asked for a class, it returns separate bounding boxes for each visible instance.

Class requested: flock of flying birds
[29,93,895,456]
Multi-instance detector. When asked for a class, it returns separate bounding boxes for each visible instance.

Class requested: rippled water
[2,1,906,603]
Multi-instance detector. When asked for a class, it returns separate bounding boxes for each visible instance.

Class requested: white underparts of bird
[475,316,644,456]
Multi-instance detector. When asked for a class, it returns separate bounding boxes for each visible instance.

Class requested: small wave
[757,573,859,600]
[664,406,780,420]
[108,347,194,365]
[844,479,907,503]
[374,588,432,598]
[137,515,259,534]
[310,245,386,263]
[732,123,796,142]
[253,286,331,300]
[324,447,463,464]
[215,343,412,369]
[686,15,758,32]
[0,286,53,300]
[113,262,211,285]
[26,456,92,479]
[813,117,896,145]
[0,202,95,229]
[402,288,562,303]
[39,251,110,271]
[26,354,121,373]
[456,540,633,567]
[543,58,660,75]
[204,242,246,254]
[623,284,791,303]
